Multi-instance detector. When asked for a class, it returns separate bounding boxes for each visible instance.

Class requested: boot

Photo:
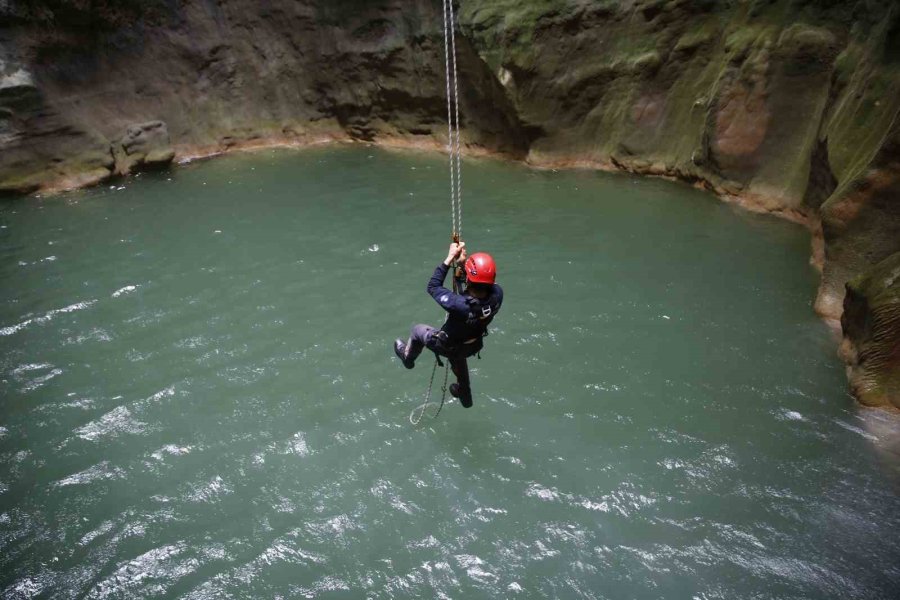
[449,383,473,408]
[394,339,414,369]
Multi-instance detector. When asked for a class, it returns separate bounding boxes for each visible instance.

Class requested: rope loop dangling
[410,355,450,426]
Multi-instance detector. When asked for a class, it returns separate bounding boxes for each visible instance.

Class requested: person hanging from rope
[393,241,503,408]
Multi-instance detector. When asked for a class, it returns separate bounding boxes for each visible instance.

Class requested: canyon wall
[1,0,898,407]
[458,0,900,407]
[0,0,527,193]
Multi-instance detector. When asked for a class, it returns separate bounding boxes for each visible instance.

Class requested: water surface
[1,146,899,599]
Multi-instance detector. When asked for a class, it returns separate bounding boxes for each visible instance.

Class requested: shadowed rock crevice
[803,137,838,213]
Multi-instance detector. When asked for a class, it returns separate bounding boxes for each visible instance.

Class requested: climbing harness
[409,269,465,426]
[409,0,465,426]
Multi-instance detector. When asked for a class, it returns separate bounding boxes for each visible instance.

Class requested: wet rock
[113,121,175,175]
[0,50,112,192]
[709,59,771,182]
[774,24,839,75]
[817,119,900,320]
[459,0,900,406]
[0,0,527,194]
[841,252,900,409]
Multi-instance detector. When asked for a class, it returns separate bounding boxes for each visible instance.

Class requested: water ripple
[0,300,96,336]
[73,407,150,442]
[55,462,125,487]
[86,542,197,599]
[1,145,898,600]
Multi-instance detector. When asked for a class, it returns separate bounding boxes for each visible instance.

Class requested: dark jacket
[427,262,503,343]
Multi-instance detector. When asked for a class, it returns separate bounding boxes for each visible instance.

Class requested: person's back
[393,242,502,407]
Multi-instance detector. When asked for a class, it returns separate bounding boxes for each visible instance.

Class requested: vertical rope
[441,0,458,237]
[412,0,461,426]
[447,0,462,239]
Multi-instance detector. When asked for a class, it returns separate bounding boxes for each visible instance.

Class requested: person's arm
[426,243,470,315]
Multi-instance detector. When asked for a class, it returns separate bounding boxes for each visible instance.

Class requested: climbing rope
[441,0,462,240]
[409,355,449,426]
[448,0,462,239]
[410,0,464,425]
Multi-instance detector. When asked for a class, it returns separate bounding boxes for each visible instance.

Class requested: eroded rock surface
[0,44,113,193]
[0,0,527,193]
[113,121,174,175]
[460,0,900,405]
[842,252,900,409]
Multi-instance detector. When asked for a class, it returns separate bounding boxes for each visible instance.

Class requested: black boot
[449,383,473,408]
[394,339,414,369]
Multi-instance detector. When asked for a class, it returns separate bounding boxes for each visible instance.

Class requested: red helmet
[464,252,496,284]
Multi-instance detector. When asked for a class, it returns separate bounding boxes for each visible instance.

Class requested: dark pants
[404,324,477,408]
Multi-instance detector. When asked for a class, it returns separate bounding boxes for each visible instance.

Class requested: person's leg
[448,355,473,408]
[394,324,434,368]
[406,324,434,363]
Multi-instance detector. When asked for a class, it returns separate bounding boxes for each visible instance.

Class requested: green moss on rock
[674,28,714,54]
[631,51,662,76]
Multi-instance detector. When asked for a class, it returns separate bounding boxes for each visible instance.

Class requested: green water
[1,146,899,599]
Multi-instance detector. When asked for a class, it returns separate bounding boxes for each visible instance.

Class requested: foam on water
[0,300,96,336]
[111,285,139,298]
[55,462,126,487]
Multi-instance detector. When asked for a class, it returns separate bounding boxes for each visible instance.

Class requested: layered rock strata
[842,252,900,410]
[0,0,527,194]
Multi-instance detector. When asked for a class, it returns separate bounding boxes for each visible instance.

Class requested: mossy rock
[631,51,662,76]
[674,28,714,54]
[832,44,863,87]
[724,25,776,59]
[775,23,839,73]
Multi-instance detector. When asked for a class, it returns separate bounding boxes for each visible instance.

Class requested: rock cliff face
[842,251,900,409]
[458,0,900,407]
[0,0,527,193]
[1,0,899,406]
